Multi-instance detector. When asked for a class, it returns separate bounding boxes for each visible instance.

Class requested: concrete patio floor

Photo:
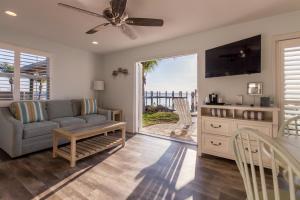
[140,117,197,144]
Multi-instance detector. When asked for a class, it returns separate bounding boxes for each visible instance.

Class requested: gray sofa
[0,100,111,158]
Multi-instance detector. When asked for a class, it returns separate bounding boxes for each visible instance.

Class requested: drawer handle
[210,124,222,128]
[210,141,222,146]
[245,147,258,154]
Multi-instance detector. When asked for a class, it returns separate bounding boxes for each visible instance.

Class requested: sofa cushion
[71,99,81,116]
[10,101,45,124]
[79,114,107,125]
[40,102,48,121]
[23,121,59,139]
[10,101,48,120]
[81,98,97,115]
[47,100,73,120]
[51,117,86,127]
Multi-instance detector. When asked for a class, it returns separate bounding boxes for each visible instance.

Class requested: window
[20,53,50,100]
[279,38,300,121]
[0,43,50,102]
[0,48,15,100]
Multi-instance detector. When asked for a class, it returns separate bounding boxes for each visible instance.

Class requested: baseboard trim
[137,131,197,146]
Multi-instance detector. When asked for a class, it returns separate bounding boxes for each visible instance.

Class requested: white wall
[0,27,103,104]
[102,10,300,132]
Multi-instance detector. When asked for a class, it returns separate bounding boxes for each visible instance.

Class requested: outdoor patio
[139,56,197,144]
[140,116,197,144]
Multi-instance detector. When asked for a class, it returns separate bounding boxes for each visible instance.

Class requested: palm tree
[0,63,14,73]
[141,60,158,112]
[141,60,158,85]
[0,63,14,94]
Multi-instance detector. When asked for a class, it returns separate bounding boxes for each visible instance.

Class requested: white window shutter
[0,44,51,102]
[20,52,50,101]
[0,48,15,100]
[281,40,300,120]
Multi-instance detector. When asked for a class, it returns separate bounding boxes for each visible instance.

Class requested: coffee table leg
[122,126,126,147]
[53,133,58,158]
[70,138,76,167]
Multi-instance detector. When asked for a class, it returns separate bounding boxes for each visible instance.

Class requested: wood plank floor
[0,133,247,200]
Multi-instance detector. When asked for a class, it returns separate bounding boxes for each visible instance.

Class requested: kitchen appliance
[209,93,218,104]
[205,93,225,105]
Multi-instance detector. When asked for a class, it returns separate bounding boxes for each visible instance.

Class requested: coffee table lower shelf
[55,135,123,165]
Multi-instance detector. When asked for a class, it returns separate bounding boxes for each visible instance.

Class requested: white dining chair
[278,116,300,136]
[232,128,300,200]
[278,115,300,192]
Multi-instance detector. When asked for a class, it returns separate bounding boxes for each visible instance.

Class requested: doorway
[135,54,198,144]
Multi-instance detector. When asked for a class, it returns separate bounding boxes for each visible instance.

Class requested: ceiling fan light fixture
[58,0,164,40]
[92,41,99,45]
[5,10,17,17]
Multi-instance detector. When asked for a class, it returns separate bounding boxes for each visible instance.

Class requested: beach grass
[143,112,179,127]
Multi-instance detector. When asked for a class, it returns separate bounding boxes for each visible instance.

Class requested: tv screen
[205,35,261,78]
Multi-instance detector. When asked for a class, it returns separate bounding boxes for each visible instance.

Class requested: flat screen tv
[205,35,261,78]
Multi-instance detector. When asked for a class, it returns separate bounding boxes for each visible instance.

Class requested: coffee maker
[205,93,224,105]
[209,93,218,104]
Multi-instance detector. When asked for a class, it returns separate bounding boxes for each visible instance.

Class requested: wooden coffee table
[52,121,126,167]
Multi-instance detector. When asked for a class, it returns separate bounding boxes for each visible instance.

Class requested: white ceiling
[1,0,300,54]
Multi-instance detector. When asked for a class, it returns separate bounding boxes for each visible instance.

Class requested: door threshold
[138,131,197,145]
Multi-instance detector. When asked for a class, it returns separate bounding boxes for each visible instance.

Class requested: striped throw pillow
[11,101,45,124]
[81,98,98,115]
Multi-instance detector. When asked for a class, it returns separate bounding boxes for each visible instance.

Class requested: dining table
[275,135,300,165]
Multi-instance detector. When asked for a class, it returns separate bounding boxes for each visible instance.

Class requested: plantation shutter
[280,38,300,120]
[20,52,50,100]
[0,48,15,100]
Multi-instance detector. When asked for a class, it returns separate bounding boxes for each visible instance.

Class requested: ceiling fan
[58,0,164,40]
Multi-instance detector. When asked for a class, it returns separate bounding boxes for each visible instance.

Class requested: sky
[144,54,197,92]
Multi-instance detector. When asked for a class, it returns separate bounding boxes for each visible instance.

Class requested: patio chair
[172,98,193,135]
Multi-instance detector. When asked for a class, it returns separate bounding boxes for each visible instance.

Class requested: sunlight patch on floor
[175,148,197,190]
[140,117,197,144]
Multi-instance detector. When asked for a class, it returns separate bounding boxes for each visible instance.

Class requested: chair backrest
[173,98,192,126]
[278,116,300,136]
[232,128,300,200]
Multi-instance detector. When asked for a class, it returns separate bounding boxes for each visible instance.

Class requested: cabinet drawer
[233,140,271,166]
[202,117,233,136]
[235,122,272,137]
[202,134,231,156]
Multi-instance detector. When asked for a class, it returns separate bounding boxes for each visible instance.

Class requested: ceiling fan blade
[111,0,127,18]
[57,3,104,19]
[120,24,137,40]
[86,23,110,34]
[126,18,164,26]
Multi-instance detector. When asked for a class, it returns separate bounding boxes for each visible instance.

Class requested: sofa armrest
[0,107,24,157]
[98,108,112,120]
